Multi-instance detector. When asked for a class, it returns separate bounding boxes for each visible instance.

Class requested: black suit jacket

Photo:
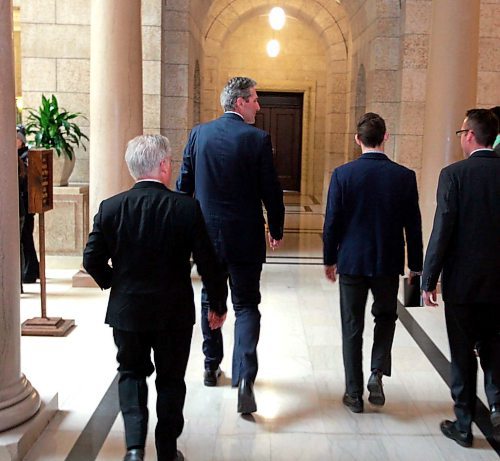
[323,152,423,276]
[422,149,500,303]
[176,112,285,263]
[83,181,226,331]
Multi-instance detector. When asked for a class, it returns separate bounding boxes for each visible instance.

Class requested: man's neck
[362,147,385,154]
[225,110,244,120]
[468,146,494,157]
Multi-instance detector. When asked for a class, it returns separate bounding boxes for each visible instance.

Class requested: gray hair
[125,134,171,180]
[16,130,26,145]
[220,77,257,112]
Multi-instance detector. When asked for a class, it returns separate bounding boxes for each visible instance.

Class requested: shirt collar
[225,111,244,120]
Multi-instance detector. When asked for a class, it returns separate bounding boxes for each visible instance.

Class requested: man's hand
[324,264,337,283]
[268,233,282,251]
[208,310,227,330]
[422,289,439,307]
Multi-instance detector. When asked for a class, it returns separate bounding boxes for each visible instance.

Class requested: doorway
[254,92,303,191]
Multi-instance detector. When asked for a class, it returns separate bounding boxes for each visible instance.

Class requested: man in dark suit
[83,135,226,461]
[323,112,423,413]
[422,108,500,447]
[176,76,285,414]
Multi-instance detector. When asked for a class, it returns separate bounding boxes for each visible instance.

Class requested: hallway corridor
[16,196,499,460]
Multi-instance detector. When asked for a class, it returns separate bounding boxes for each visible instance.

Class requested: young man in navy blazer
[323,112,423,413]
[177,77,285,414]
[84,135,226,461]
[422,109,500,447]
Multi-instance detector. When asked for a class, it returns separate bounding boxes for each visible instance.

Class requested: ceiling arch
[202,0,353,60]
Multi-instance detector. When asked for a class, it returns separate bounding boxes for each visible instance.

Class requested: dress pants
[201,262,262,386]
[113,325,192,461]
[444,302,500,433]
[21,213,39,282]
[339,274,399,396]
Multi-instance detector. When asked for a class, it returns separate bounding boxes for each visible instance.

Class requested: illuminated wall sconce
[267,39,280,58]
[269,7,286,30]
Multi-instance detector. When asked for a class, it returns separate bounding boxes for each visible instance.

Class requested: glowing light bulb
[269,7,286,31]
[266,39,280,58]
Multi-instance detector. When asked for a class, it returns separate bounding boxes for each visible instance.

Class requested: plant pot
[52,152,75,186]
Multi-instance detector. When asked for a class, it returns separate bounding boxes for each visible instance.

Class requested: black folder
[403,275,422,307]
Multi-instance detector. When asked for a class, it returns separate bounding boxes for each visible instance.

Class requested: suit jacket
[323,152,423,276]
[83,181,226,331]
[176,112,285,263]
[422,149,500,303]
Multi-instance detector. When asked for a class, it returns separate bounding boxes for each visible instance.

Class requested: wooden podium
[21,149,75,336]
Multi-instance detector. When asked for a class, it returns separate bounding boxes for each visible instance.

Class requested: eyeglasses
[455,129,471,137]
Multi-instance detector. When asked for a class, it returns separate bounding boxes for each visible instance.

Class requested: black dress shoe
[440,420,472,447]
[204,366,222,386]
[491,405,500,441]
[123,448,144,461]
[342,393,363,413]
[238,378,257,414]
[173,450,184,461]
[367,370,385,406]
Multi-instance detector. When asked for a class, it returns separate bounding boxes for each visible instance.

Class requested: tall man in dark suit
[422,109,500,447]
[176,76,285,414]
[323,112,423,413]
[83,135,226,461]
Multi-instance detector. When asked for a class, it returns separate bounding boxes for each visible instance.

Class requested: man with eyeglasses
[422,108,500,447]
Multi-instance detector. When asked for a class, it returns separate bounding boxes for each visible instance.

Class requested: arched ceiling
[201,0,356,60]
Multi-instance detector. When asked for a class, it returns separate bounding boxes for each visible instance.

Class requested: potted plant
[24,94,89,186]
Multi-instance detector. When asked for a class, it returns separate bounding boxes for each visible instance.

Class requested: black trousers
[444,301,500,433]
[113,325,193,461]
[339,274,399,396]
[21,213,39,282]
[201,262,262,386]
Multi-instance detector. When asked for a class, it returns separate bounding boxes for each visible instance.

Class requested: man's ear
[354,134,361,146]
[383,132,389,143]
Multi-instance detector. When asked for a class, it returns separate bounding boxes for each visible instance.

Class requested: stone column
[89,0,143,217]
[0,0,40,432]
[420,0,480,242]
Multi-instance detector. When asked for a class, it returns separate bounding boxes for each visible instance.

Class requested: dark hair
[465,108,498,147]
[356,112,386,147]
[490,106,500,127]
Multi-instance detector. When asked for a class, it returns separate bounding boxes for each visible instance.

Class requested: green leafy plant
[25,94,89,160]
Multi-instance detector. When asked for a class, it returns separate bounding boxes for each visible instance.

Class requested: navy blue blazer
[83,181,226,331]
[323,152,423,276]
[422,149,500,303]
[176,112,285,264]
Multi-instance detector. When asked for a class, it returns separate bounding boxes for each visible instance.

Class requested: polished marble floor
[18,194,499,460]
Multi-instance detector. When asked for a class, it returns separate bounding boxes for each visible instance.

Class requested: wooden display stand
[21,149,75,336]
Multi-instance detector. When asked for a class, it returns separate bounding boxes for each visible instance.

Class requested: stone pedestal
[0,394,57,461]
[34,186,89,256]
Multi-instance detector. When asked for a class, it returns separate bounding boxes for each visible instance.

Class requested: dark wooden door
[254,92,303,191]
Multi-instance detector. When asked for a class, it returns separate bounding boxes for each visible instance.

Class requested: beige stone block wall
[33,186,89,256]
[478,0,500,106]
[396,0,431,177]
[20,0,162,184]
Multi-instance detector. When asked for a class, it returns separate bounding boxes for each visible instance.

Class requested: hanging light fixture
[266,39,280,58]
[269,7,286,31]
